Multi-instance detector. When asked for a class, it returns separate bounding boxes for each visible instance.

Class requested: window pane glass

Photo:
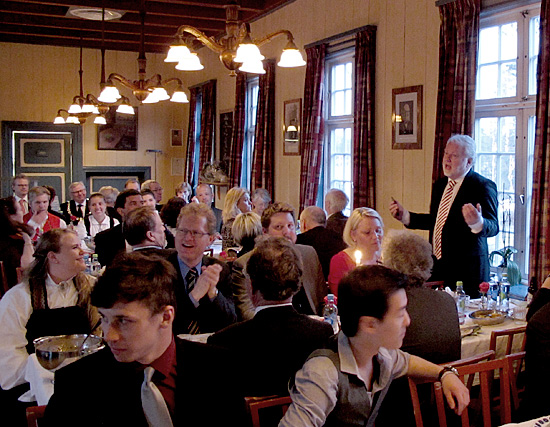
[500,117,516,153]
[479,26,499,64]
[332,64,345,90]
[478,65,499,99]
[529,16,540,95]
[332,91,345,116]
[500,23,517,60]
[500,62,517,97]
[498,154,515,193]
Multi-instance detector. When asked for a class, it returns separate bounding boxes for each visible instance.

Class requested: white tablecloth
[501,415,550,426]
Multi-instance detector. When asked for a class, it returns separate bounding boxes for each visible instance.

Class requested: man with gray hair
[141,179,164,211]
[297,206,346,280]
[325,189,349,236]
[60,181,89,225]
[389,134,498,296]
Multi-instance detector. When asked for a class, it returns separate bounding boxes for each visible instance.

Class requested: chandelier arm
[175,26,225,53]
[109,73,139,91]
[253,29,294,47]
[161,77,183,86]
[144,74,163,89]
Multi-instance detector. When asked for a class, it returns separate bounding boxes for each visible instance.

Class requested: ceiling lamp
[98,8,189,105]
[165,2,306,76]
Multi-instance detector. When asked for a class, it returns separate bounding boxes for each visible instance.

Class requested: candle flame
[354,250,362,266]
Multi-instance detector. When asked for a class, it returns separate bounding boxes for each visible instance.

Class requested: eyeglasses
[176,228,210,238]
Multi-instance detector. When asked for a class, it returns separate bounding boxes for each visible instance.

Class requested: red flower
[479,282,490,293]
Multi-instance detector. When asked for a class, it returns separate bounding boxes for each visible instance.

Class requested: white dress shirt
[88,215,119,237]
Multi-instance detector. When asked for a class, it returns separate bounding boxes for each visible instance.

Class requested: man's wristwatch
[438,366,459,382]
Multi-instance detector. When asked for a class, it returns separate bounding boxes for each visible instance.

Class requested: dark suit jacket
[212,206,223,233]
[408,170,498,295]
[60,199,90,225]
[44,338,245,426]
[208,305,333,396]
[94,223,125,267]
[232,244,327,321]
[168,252,236,334]
[525,288,550,418]
[326,211,348,236]
[297,226,346,280]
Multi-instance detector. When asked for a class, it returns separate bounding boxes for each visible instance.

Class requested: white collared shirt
[88,215,119,237]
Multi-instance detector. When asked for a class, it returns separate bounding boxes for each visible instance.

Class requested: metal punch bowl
[469,309,507,326]
[33,334,105,371]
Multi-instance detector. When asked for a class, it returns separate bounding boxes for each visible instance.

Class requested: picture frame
[98,106,138,151]
[283,98,301,156]
[171,129,183,147]
[392,85,422,150]
[219,111,233,168]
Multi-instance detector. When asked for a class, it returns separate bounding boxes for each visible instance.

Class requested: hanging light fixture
[165,2,306,76]
[98,5,189,105]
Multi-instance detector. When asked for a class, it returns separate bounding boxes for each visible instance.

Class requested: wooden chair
[505,351,526,411]
[26,405,46,427]
[489,326,527,357]
[245,395,292,427]
[409,350,495,427]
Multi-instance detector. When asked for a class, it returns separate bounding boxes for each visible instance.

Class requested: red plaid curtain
[251,60,276,196]
[229,72,247,188]
[185,87,199,183]
[433,0,479,183]
[530,0,550,288]
[198,80,217,171]
[353,27,377,209]
[299,44,327,212]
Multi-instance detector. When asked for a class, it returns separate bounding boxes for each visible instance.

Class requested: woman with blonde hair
[221,187,252,250]
[0,229,100,418]
[232,211,262,256]
[327,207,383,296]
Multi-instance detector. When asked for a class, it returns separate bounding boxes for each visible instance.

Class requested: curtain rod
[304,24,375,50]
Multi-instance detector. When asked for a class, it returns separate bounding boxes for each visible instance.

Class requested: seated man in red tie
[44,252,245,426]
[60,181,90,226]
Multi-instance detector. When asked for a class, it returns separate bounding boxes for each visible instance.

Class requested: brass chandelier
[165,2,306,76]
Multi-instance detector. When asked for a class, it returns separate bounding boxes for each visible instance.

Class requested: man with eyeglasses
[60,181,90,225]
[389,135,499,297]
[168,203,236,335]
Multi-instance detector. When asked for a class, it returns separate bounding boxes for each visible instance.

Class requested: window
[322,50,354,216]
[241,78,259,188]
[474,4,540,279]
[191,93,202,187]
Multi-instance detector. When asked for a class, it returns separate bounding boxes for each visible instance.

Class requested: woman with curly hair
[221,187,252,250]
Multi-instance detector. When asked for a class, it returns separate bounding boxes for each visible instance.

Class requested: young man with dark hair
[123,206,168,253]
[44,252,244,426]
[94,189,143,267]
[279,265,469,426]
[208,236,333,396]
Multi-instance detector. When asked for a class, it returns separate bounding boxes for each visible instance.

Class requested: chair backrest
[26,405,46,427]
[0,260,9,297]
[424,280,445,290]
[408,350,513,427]
[245,395,292,427]
[489,326,526,357]
[505,351,526,411]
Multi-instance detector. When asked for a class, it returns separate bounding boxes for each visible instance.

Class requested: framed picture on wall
[219,111,233,169]
[171,129,183,147]
[98,107,138,151]
[283,98,301,155]
[392,85,422,150]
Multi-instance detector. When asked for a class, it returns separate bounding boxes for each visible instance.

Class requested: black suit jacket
[212,206,223,233]
[297,226,346,280]
[44,338,245,426]
[168,252,236,334]
[408,170,498,295]
[94,223,125,267]
[60,199,90,225]
[208,305,333,396]
[326,211,348,236]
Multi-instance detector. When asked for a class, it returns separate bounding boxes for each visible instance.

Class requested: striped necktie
[433,179,456,260]
[185,268,200,334]
[141,367,173,427]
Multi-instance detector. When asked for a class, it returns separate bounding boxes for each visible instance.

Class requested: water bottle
[455,281,467,324]
[499,273,510,311]
[323,294,339,334]
[91,254,101,276]
[488,273,499,309]
[83,254,92,275]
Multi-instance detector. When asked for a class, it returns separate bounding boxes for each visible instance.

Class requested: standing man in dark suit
[297,206,346,280]
[209,236,333,397]
[194,183,222,233]
[169,203,236,335]
[60,181,90,225]
[94,189,143,267]
[44,252,244,426]
[390,135,499,296]
[325,188,349,237]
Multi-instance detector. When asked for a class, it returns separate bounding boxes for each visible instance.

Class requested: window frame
[240,77,259,188]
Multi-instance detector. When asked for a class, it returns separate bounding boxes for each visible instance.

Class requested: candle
[354,250,362,266]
